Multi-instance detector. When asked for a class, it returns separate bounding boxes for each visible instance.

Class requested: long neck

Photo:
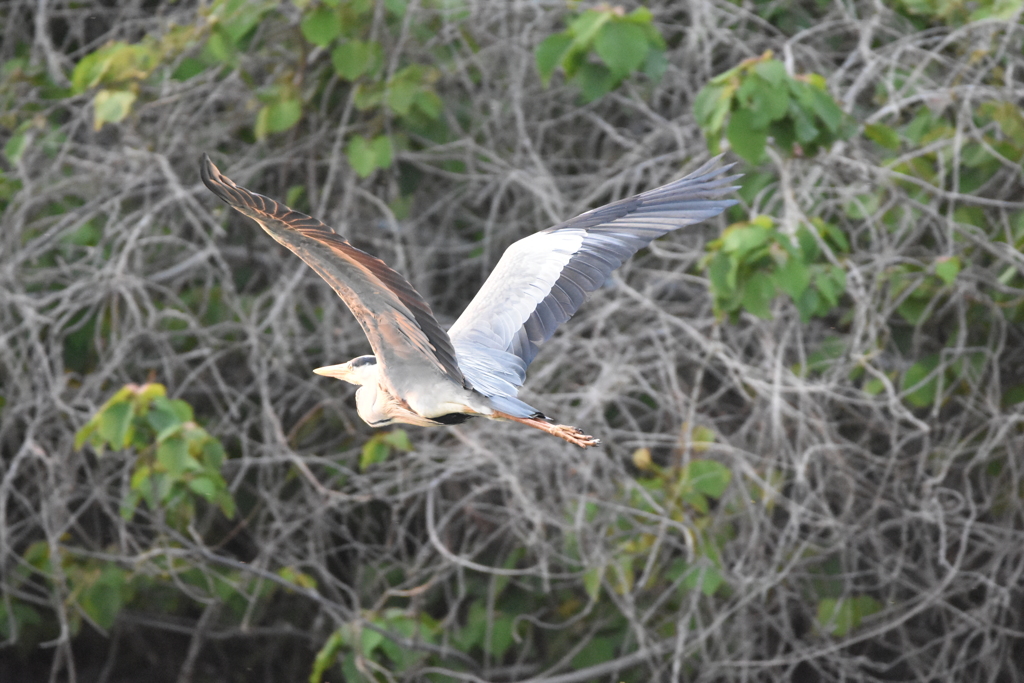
[355,382,391,427]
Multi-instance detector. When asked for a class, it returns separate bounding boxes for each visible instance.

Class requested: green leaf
[642,49,667,82]
[559,44,588,79]
[686,459,731,499]
[682,489,710,514]
[722,224,771,256]
[726,108,768,164]
[896,292,929,325]
[693,83,733,137]
[0,602,41,641]
[384,0,407,16]
[774,253,811,299]
[741,270,775,318]
[135,382,166,406]
[569,10,613,48]
[489,613,515,657]
[372,135,394,169]
[806,84,844,133]
[359,627,384,657]
[934,256,961,285]
[625,6,655,25]
[310,630,345,683]
[300,6,342,47]
[264,99,303,136]
[217,0,271,44]
[157,435,189,476]
[188,476,217,500]
[682,563,724,596]
[278,186,303,211]
[738,75,789,127]
[902,355,940,408]
[757,79,791,124]
[570,635,617,670]
[535,33,572,86]
[58,219,101,249]
[817,596,881,636]
[93,89,136,130]
[352,81,383,110]
[216,491,236,518]
[454,601,486,650]
[753,59,787,86]
[707,251,735,297]
[1002,385,1024,407]
[98,401,134,450]
[583,566,603,601]
[72,50,113,93]
[790,101,820,143]
[203,29,234,64]
[360,435,390,470]
[79,566,128,630]
[171,57,207,81]
[386,78,418,116]
[819,220,850,253]
[864,122,900,149]
[574,62,615,103]
[74,420,98,451]
[593,21,648,78]
[202,439,226,470]
[147,403,182,437]
[346,135,377,177]
[983,100,1024,147]
[863,377,885,395]
[413,90,442,120]
[4,129,29,165]
[815,265,846,307]
[154,397,193,423]
[331,40,381,80]
[381,428,410,451]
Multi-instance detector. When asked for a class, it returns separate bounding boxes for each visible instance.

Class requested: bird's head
[313,355,379,386]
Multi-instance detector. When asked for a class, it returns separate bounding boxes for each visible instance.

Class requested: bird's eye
[351,355,377,368]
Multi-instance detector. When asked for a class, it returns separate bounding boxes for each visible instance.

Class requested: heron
[200,155,738,447]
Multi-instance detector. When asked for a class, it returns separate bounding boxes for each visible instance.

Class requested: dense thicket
[2,0,1024,681]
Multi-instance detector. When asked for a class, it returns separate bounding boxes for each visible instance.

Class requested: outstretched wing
[200,154,466,392]
[448,157,739,399]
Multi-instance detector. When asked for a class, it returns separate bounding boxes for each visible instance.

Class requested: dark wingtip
[199,152,212,185]
[199,153,249,210]
[199,153,226,201]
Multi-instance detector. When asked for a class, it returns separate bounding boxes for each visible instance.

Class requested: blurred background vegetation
[2,0,1024,681]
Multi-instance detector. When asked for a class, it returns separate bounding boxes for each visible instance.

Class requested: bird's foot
[491,411,601,448]
[550,423,601,448]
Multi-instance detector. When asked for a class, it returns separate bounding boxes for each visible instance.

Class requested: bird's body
[201,155,738,447]
[315,355,489,428]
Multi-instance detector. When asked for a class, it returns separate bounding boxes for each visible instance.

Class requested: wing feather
[449,157,739,395]
[200,155,466,391]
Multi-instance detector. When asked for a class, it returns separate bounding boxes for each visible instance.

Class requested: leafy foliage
[890,0,1023,26]
[701,215,848,321]
[694,51,852,164]
[816,595,883,637]
[535,6,666,102]
[75,383,235,524]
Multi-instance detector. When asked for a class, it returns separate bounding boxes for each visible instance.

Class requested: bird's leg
[492,412,600,448]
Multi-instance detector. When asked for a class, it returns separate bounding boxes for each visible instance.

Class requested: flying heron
[200,155,738,447]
